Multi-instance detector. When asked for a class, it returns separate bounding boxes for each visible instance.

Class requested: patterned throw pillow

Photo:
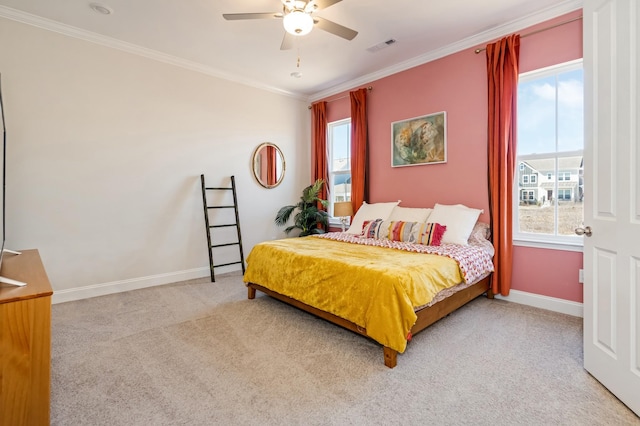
[361,219,385,238]
[412,222,447,246]
[362,220,446,246]
[346,201,400,235]
[386,221,415,241]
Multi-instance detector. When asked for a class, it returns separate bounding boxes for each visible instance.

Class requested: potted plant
[275,179,329,236]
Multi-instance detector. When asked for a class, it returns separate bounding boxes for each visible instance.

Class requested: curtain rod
[474,15,582,54]
[308,86,373,109]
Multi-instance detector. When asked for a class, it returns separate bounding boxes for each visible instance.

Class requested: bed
[243,203,495,368]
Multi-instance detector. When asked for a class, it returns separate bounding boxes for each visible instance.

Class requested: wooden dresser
[0,249,52,426]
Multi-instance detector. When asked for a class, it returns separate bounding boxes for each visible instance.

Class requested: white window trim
[327,118,351,227]
[514,238,584,252]
[519,58,582,82]
[515,59,584,249]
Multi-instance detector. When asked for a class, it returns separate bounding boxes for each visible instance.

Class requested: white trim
[515,60,584,247]
[328,119,352,220]
[514,238,584,252]
[520,58,583,81]
[309,0,583,101]
[51,265,241,304]
[0,5,303,100]
[52,263,584,319]
[0,1,582,102]
[495,289,583,317]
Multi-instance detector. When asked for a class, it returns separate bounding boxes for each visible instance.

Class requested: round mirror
[252,142,285,188]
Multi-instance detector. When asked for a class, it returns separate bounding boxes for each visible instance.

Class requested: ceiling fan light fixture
[283,11,314,36]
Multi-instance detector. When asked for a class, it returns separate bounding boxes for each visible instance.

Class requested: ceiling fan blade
[313,0,342,11]
[313,17,357,41]
[222,12,282,21]
[280,32,295,50]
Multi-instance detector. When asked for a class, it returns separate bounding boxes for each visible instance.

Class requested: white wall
[0,18,310,301]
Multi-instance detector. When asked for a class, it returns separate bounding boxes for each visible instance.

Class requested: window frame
[559,188,572,200]
[513,59,584,252]
[327,118,351,227]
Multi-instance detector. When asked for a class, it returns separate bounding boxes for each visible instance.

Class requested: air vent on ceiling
[367,39,396,53]
[89,2,113,15]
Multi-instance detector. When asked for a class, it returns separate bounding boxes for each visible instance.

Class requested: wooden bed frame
[247,275,493,368]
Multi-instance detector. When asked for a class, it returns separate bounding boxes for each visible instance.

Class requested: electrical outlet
[579,269,584,283]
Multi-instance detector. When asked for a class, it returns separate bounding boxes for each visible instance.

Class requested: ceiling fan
[223,0,358,50]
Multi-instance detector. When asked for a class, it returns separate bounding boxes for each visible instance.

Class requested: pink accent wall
[319,10,584,303]
[513,246,583,301]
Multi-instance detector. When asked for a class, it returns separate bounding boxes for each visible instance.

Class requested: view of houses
[517,156,584,205]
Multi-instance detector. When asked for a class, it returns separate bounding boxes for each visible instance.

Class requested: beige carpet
[51,272,639,425]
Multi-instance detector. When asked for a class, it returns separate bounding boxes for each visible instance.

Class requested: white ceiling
[0,0,582,100]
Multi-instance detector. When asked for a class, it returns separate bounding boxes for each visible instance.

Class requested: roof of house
[523,156,583,173]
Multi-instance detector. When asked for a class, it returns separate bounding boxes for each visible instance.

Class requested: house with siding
[517,156,583,204]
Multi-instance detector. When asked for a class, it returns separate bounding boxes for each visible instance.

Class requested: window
[514,59,584,248]
[521,190,535,202]
[523,175,529,184]
[558,189,572,200]
[328,119,351,223]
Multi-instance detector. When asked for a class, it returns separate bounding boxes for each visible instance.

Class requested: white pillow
[346,201,400,234]
[427,203,483,245]
[387,206,433,223]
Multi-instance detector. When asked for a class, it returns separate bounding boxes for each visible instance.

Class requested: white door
[583,0,640,416]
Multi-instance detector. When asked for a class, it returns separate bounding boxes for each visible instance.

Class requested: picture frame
[391,111,447,167]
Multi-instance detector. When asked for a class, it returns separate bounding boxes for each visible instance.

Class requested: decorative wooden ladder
[200,175,245,282]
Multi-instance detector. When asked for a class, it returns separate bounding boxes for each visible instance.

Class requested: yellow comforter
[243,236,463,353]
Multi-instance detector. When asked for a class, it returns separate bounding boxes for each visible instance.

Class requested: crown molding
[0,5,305,100]
[0,1,582,103]
[308,0,583,102]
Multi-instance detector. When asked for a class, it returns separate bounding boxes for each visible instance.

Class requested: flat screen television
[0,74,25,286]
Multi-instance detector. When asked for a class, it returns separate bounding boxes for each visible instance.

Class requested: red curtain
[486,34,520,296]
[349,88,368,214]
[311,101,329,205]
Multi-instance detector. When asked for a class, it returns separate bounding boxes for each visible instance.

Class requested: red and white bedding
[315,231,494,285]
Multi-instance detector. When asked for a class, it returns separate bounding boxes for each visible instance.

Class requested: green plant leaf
[275,179,328,236]
[275,205,295,226]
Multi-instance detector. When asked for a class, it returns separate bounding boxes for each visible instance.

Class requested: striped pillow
[362,220,446,246]
[411,222,447,246]
[361,219,385,238]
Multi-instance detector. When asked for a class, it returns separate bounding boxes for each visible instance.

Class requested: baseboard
[52,268,583,317]
[51,264,241,304]
[494,289,583,317]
